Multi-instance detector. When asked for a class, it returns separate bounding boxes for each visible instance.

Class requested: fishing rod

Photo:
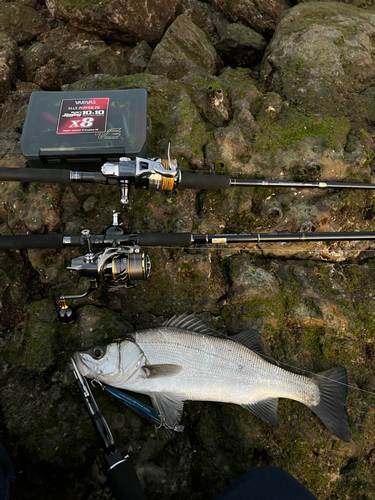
[2,207,375,322]
[71,358,147,500]
[3,227,375,251]
[2,148,375,206]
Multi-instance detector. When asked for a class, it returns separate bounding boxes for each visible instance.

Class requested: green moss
[364,148,375,168]
[6,300,59,372]
[253,107,350,156]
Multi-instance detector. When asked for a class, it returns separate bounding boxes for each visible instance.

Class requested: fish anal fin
[231,329,265,356]
[242,398,279,427]
[150,392,185,436]
[142,364,182,378]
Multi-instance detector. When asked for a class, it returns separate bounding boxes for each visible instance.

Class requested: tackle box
[20,89,148,170]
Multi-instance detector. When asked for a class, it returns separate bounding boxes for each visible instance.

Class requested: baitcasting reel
[58,224,151,324]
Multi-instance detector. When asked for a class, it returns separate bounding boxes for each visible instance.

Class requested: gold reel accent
[160,158,176,191]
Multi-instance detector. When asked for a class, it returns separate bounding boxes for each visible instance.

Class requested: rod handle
[0,234,65,250]
[179,171,230,190]
[107,458,147,500]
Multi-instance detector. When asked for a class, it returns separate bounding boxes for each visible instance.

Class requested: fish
[73,314,351,442]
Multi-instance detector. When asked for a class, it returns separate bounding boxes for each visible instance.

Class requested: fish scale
[131,328,319,405]
[74,314,351,442]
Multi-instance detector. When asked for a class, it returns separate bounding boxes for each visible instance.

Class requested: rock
[0,60,13,103]
[0,269,10,310]
[167,89,211,168]
[299,0,375,7]
[176,0,219,43]
[146,15,222,80]
[128,41,153,71]
[21,42,59,82]
[4,184,62,234]
[0,2,50,43]
[214,23,267,67]
[45,0,180,45]
[0,32,19,74]
[82,195,99,213]
[211,0,287,37]
[0,84,39,134]
[262,2,375,131]
[0,32,20,102]
[227,254,279,301]
[21,26,135,90]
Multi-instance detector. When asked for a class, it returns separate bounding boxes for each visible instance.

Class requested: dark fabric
[0,445,15,500]
[215,466,317,500]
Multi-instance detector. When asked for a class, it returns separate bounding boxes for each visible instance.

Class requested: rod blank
[2,230,375,250]
[230,179,375,190]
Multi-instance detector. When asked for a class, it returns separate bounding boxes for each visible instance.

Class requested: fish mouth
[73,352,101,378]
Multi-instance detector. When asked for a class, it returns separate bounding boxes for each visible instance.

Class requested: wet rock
[146,15,222,80]
[0,2,50,43]
[211,0,287,37]
[45,0,180,45]
[262,2,375,131]
[214,23,267,67]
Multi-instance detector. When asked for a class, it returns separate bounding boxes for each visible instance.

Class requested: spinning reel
[58,213,151,324]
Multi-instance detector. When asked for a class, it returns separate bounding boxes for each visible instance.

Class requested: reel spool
[58,241,151,323]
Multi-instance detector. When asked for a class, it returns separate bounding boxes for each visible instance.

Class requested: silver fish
[74,314,351,442]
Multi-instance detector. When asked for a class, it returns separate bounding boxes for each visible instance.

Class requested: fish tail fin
[310,367,351,442]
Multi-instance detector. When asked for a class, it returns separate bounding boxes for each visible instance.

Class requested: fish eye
[91,346,105,359]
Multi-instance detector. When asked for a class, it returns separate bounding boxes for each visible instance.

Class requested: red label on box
[56,98,110,134]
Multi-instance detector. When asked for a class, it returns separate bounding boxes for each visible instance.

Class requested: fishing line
[258,352,375,398]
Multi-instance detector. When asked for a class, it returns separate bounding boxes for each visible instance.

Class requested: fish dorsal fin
[163,313,219,336]
[150,392,185,436]
[142,364,182,378]
[242,398,279,427]
[230,329,265,355]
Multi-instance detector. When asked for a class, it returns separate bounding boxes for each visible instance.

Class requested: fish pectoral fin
[231,329,266,356]
[142,364,182,378]
[150,392,185,433]
[242,398,279,427]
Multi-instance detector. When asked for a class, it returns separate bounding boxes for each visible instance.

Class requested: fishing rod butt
[0,233,65,250]
[106,456,147,500]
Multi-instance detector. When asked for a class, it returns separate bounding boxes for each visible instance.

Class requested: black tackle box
[20,89,148,170]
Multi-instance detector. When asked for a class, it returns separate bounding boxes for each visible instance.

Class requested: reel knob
[58,298,77,324]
